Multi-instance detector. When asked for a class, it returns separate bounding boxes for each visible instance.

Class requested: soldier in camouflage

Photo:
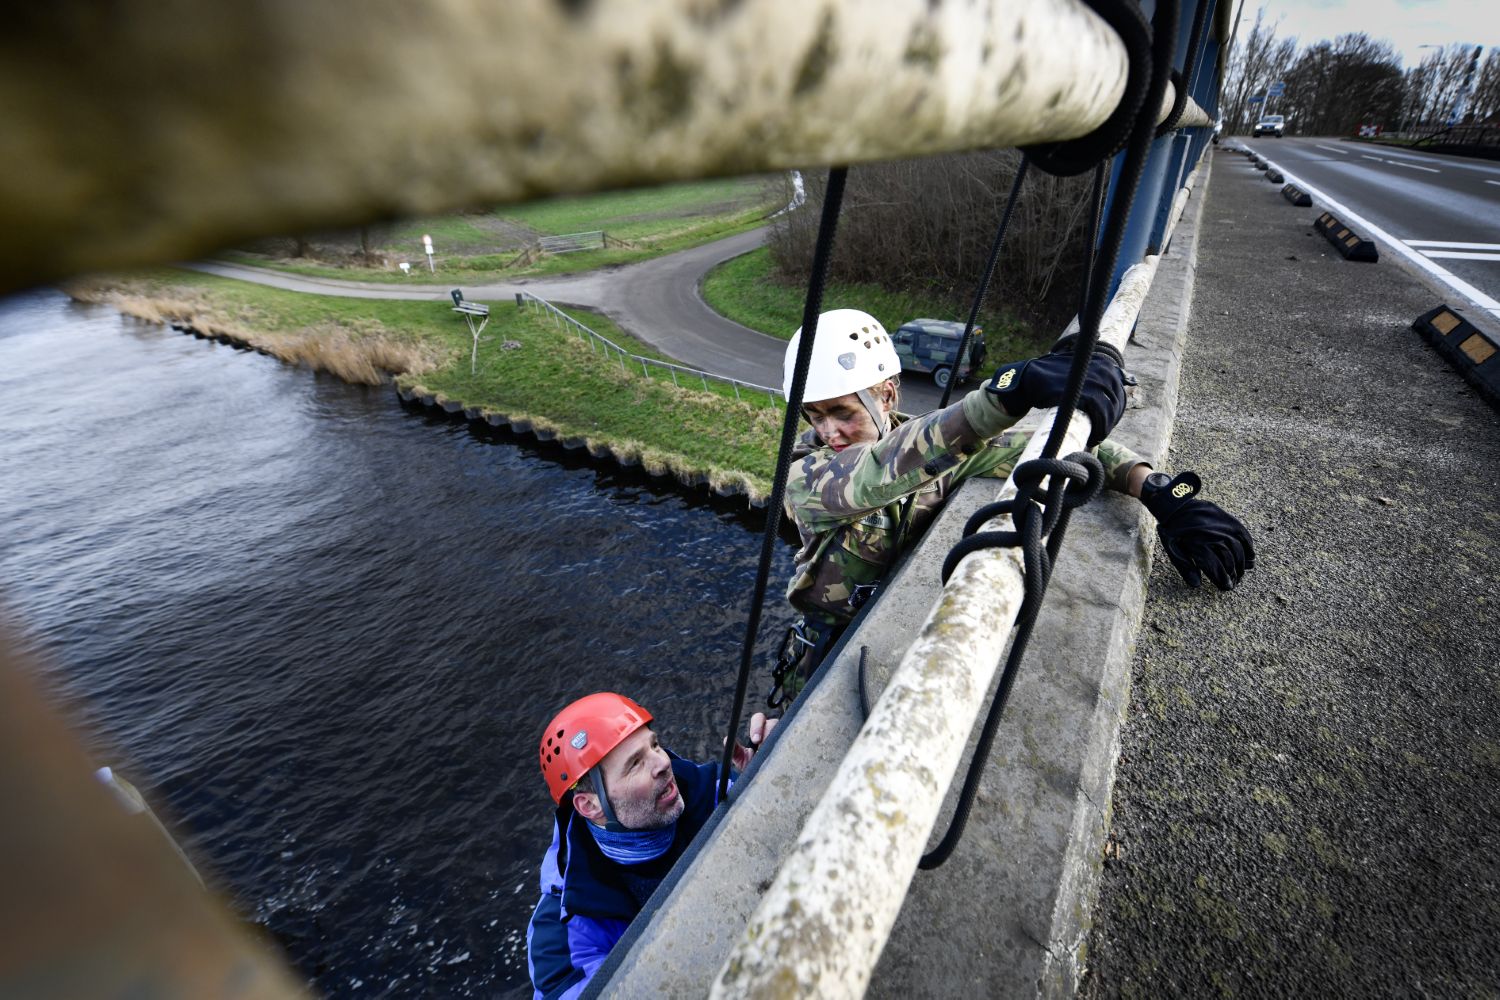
[771,309,1254,706]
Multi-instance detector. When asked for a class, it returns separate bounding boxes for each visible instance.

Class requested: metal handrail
[711,165,1204,998]
[515,291,782,404]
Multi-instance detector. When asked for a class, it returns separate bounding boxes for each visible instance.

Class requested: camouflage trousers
[768,613,847,709]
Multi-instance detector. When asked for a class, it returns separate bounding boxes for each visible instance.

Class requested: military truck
[891,318,986,390]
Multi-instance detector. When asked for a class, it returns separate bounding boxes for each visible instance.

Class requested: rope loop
[1023,0,1154,177]
[937,452,1103,587]
[1154,67,1187,137]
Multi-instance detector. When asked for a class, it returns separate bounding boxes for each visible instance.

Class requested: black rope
[938,156,1031,410]
[920,0,1181,871]
[1155,0,1211,137]
[1023,0,1154,177]
[718,167,849,801]
[1077,161,1109,324]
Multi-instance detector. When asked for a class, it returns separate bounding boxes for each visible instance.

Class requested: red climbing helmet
[539,692,653,804]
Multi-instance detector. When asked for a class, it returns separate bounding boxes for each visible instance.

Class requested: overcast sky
[1230,0,1499,69]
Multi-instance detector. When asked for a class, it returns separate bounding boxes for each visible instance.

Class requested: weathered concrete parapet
[2,0,1132,293]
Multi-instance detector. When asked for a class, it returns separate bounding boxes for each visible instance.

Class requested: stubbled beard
[615,786,686,830]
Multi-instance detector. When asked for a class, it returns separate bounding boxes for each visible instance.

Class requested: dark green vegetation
[66,270,782,499]
[701,247,1047,359]
[228,176,779,283]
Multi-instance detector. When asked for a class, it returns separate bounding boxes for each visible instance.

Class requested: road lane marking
[1389,160,1440,173]
[1488,180,1500,187]
[1416,250,1500,262]
[1315,144,1350,154]
[1362,154,1384,161]
[1406,241,1500,250]
[1244,144,1500,322]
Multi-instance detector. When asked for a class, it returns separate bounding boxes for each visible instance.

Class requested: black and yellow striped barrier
[1412,305,1500,410]
[1313,211,1378,262]
[1281,184,1312,207]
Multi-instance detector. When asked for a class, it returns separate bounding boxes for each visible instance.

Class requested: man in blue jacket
[527,692,773,999]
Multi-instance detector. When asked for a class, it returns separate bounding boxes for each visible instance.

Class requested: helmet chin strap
[588,768,628,832]
[854,387,891,440]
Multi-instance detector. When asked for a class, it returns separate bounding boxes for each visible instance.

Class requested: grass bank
[228,176,780,284]
[66,271,781,500]
[700,247,1049,359]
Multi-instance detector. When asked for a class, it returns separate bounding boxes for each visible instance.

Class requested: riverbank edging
[395,385,769,507]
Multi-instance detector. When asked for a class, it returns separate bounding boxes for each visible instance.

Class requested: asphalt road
[1083,148,1500,996]
[1242,137,1500,307]
[190,228,951,412]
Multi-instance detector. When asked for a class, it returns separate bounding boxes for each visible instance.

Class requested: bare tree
[1469,49,1500,124]
[1280,33,1403,136]
[1223,7,1297,132]
[770,152,1095,332]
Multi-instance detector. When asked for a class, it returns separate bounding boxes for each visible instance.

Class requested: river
[0,289,795,997]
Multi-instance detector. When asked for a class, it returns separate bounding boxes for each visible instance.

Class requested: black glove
[1140,471,1256,591]
[985,350,1126,448]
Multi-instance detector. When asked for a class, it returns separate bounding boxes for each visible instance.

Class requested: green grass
[224,176,781,284]
[413,305,781,489]
[500,177,775,236]
[69,270,782,496]
[700,247,1047,359]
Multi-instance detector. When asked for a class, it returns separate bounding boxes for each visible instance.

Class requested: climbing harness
[918,0,1182,870]
[718,166,849,800]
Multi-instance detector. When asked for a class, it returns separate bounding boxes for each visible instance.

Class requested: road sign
[1268,82,1285,96]
[1248,95,1265,103]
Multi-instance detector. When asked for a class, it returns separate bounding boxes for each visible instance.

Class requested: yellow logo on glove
[1172,483,1193,499]
[996,368,1017,389]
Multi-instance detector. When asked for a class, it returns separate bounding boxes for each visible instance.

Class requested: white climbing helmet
[783,309,902,403]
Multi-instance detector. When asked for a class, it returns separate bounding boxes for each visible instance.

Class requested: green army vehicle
[891,319,986,390]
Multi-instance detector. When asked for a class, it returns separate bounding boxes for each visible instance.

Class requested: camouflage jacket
[784,389,1144,625]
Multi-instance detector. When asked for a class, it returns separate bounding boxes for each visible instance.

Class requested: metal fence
[514,291,782,404]
[537,231,606,253]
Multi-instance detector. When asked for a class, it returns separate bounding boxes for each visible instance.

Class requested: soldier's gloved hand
[985,350,1126,447]
[1140,471,1256,591]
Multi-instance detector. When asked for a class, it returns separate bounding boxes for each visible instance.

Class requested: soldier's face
[803,392,888,451]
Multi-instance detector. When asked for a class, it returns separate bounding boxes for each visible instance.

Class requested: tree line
[1224,7,1500,136]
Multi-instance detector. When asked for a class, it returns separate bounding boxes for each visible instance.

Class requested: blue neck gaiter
[587,822,677,866]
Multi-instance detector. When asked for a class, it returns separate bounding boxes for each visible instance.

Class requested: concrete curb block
[588,159,1215,998]
[393,385,769,506]
[1313,210,1379,262]
[1266,169,1284,184]
[1411,304,1500,411]
[1281,183,1312,207]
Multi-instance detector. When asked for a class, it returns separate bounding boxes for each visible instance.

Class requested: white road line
[1389,160,1440,173]
[1406,240,1500,250]
[1315,144,1350,155]
[1487,180,1500,187]
[1362,154,1384,162]
[1244,144,1500,322]
[1418,251,1500,261]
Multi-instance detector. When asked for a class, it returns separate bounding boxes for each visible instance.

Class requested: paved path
[192,228,952,411]
[193,228,789,389]
[1083,147,1500,996]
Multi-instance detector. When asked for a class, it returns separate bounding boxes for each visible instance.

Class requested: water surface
[0,289,793,996]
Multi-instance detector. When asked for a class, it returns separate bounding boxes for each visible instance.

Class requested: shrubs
[768,151,1095,333]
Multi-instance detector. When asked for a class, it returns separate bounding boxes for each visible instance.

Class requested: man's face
[596,726,683,830]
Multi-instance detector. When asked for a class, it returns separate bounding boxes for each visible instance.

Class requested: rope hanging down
[717,167,849,801]
[920,0,1181,871]
[938,156,1031,411]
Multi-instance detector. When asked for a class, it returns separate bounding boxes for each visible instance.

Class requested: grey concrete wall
[590,159,1213,997]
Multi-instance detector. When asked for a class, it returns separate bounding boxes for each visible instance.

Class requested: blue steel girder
[1100,0,1222,299]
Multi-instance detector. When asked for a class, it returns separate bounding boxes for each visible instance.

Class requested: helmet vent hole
[556,728,564,739]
